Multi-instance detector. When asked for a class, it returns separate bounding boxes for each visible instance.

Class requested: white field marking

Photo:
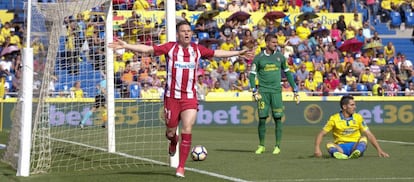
[49,137,250,182]
[378,140,414,145]
[255,177,414,182]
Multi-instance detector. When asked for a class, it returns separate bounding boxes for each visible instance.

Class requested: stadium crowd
[1,0,414,99]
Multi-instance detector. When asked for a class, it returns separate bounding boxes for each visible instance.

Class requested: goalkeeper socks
[80,111,93,125]
[274,119,283,147]
[258,118,267,146]
[178,133,192,168]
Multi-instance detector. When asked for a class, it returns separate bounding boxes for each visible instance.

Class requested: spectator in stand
[302,54,315,72]
[202,71,214,90]
[70,81,84,98]
[227,65,239,84]
[345,69,357,86]
[216,0,228,11]
[385,77,399,96]
[296,21,311,40]
[330,0,346,12]
[384,42,396,62]
[287,1,301,14]
[324,45,340,63]
[133,0,150,10]
[362,21,374,41]
[281,78,293,92]
[121,61,137,98]
[376,52,387,67]
[333,82,347,96]
[405,82,414,96]
[220,37,235,51]
[300,1,315,13]
[325,72,340,92]
[358,67,376,91]
[219,57,232,72]
[235,72,249,91]
[330,23,342,43]
[218,73,232,91]
[211,81,225,92]
[296,64,309,83]
[360,52,370,67]
[297,39,312,58]
[371,31,382,44]
[211,65,225,82]
[304,71,318,92]
[343,26,356,40]
[233,58,247,73]
[348,13,363,33]
[196,75,209,101]
[355,28,365,43]
[227,0,241,12]
[372,79,384,96]
[352,54,365,76]
[370,59,382,79]
[397,54,413,72]
[343,52,354,64]
[240,0,253,12]
[250,0,259,11]
[336,15,347,34]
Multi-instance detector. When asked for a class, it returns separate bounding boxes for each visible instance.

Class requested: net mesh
[3,0,169,174]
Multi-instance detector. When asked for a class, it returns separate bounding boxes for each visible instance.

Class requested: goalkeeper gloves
[293,85,300,104]
[252,88,262,101]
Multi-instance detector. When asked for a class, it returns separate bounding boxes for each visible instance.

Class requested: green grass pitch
[1,125,414,182]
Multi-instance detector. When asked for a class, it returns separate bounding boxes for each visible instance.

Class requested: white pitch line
[255,177,414,182]
[378,140,414,145]
[49,137,249,182]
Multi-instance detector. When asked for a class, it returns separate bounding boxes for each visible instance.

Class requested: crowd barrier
[1,96,414,130]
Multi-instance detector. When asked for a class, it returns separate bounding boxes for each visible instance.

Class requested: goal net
[3,0,170,175]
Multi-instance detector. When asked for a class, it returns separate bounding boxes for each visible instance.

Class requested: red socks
[178,133,192,168]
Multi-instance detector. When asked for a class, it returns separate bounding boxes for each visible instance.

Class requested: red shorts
[164,97,198,128]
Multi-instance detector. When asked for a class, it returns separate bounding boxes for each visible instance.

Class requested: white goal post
[3,0,178,176]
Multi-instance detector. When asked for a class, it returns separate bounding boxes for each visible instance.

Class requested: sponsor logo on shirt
[174,61,196,69]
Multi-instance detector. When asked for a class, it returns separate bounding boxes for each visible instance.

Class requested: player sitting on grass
[314,95,390,159]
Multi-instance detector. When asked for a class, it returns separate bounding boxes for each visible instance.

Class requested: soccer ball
[191,145,208,161]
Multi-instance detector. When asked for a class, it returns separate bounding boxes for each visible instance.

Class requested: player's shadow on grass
[117,171,175,177]
[214,149,252,153]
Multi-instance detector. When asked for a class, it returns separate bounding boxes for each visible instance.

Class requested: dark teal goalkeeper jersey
[249,51,289,93]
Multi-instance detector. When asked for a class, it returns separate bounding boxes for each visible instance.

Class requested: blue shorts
[338,142,356,156]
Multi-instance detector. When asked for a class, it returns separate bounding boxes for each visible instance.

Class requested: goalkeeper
[249,34,298,155]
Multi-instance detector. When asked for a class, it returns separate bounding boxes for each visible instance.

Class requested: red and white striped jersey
[153,42,214,99]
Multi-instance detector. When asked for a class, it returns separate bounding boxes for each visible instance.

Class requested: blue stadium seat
[344,85,351,91]
[210,43,218,50]
[197,32,209,41]
[129,84,140,98]
[357,84,369,96]
[390,11,402,27]
[405,11,414,26]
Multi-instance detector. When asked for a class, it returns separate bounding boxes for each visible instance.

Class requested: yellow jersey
[322,112,369,144]
[70,88,84,98]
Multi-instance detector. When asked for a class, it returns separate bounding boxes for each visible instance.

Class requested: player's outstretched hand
[108,38,127,50]
[239,49,254,59]
[378,150,390,158]
[314,150,322,158]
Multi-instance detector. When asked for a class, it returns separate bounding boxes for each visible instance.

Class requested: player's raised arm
[108,38,154,54]
[213,49,252,58]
